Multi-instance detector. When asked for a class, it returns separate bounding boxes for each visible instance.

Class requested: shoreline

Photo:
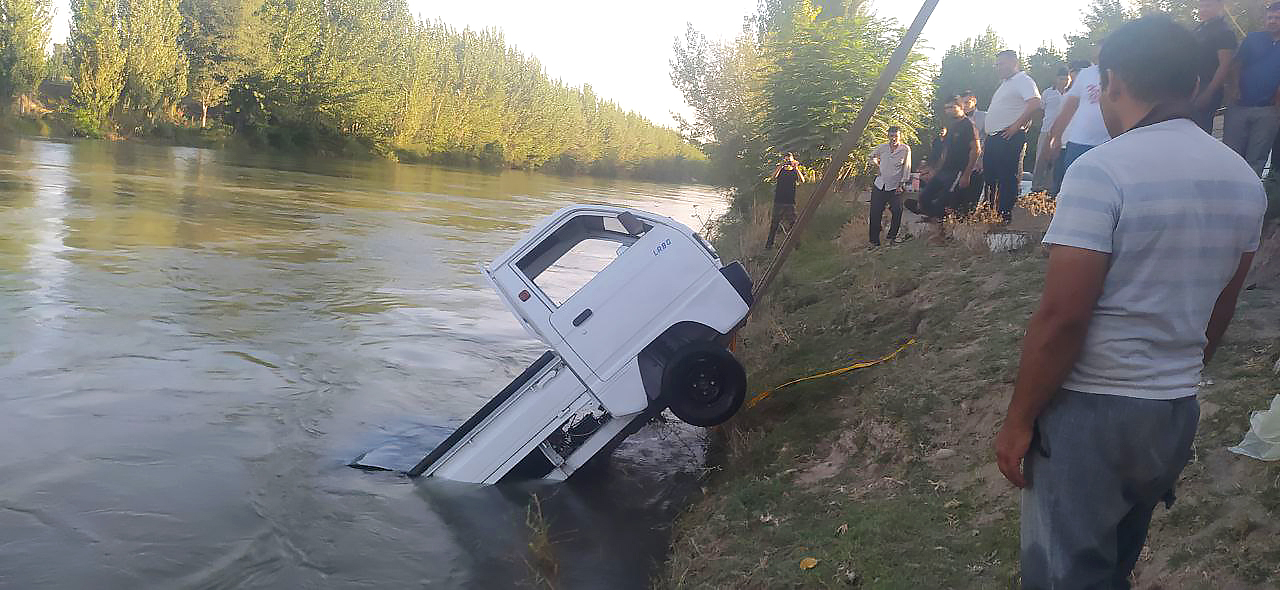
[661,188,1280,588]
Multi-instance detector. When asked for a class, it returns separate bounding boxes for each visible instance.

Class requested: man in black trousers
[868,126,911,248]
[983,50,1042,223]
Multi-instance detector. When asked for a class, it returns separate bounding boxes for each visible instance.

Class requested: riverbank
[0,111,707,183]
[662,189,1280,588]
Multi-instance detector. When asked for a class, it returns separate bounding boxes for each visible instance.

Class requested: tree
[934,28,1004,109]
[1,0,52,111]
[1025,44,1067,91]
[68,0,126,132]
[180,0,255,127]
[120,0,188,124]
[1065,0,1131,62]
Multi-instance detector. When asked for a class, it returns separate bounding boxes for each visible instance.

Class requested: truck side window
[515,214,647,307]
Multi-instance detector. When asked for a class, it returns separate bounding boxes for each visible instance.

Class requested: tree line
[0,0,705,181]
[670,0,931,189]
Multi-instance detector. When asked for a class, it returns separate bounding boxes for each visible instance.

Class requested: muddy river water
[0,136,729,588]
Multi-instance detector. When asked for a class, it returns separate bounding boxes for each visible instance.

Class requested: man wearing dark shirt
[906,97,980,219]
[1224,2,1280,176]
[1193,0,1239,132]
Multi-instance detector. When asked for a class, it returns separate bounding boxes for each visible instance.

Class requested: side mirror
[617,212,645,236]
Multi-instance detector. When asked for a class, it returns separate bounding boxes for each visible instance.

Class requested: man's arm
[1199,49,1234,105]
[767,164,782,182]
[1205,252,1255,364]
[1047,96,1079,153]
[957,131,981,188]
[1001,96,1044,139]
[995,245,1109,488]
[900,146,912,190]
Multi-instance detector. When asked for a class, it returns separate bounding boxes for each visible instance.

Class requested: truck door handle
[572,309,593,327]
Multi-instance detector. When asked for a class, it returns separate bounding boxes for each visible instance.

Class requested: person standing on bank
[995,16,1265,588]
[906,97,980,219]
[1033,68,1072,194]
[868,126,912,249]
[765,152,806,249]
[1046,49,1112,195]
[1223,2,1280,176]
[1192,0,1239,133]
[984,50,1042,222]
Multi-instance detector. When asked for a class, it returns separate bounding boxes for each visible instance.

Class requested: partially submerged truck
[364,205,754,484]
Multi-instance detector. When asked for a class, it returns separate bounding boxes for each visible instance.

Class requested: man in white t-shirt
[1032,68,1071,193]
[982,50,1042,221]
[1046,50,1112,194]
[995,16,1265,587]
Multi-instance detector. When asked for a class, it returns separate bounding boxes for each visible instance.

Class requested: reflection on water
[0,137,727,588]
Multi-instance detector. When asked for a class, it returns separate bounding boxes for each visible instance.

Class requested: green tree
[68,0,126,132]
[1065,0,1131,62]
[934,28,1004,109]
[1,0,52,111]
[180,0,255,127]
[120,0,188,125]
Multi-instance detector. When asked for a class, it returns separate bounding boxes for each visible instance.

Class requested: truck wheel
[662,342,746,427]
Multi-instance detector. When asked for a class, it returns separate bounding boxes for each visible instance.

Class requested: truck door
[514,212,708,379]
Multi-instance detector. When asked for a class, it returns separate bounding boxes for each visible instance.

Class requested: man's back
[1046,119,1265,399]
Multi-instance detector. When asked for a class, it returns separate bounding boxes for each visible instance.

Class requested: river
[0,136,729,588]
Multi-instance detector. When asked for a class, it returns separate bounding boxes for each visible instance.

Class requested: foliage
[671,0,932,188]
[934,28,1003,109]
[120,0,187,125]
[757,12,931,177]
[68,0,126,131]
[2,0,701,180]
[0,0,52,107]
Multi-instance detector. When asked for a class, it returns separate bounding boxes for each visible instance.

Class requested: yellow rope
[746,338,916,408]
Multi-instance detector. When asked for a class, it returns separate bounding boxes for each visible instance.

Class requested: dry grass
[942,201,1003,253]
[1016,191,1057,217]
[524,494,558,589]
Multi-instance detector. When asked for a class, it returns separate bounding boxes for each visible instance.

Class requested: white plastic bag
[1228,395,1280,461]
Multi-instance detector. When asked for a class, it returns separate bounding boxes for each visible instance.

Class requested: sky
[48,0,1093,127]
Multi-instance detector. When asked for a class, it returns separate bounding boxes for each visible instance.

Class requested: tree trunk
[201,103,208,128]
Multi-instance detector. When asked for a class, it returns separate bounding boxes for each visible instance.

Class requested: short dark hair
[996,49,1018,60]
[1057,67,1070,77]
[1069,59,1090,71]
[887,126,900,134]
[1099,16,1198,103]
[960,89,976,98]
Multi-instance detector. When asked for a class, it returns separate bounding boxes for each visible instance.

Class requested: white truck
[389,205,754,484]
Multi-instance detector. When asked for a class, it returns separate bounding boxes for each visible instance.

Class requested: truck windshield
[515,213,648,307]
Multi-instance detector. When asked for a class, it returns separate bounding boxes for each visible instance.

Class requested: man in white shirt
[1032,68,1072,193]
[868,126,911,248]
[1046,48,1112,194]
[983,50,1042,222]
[995,16,1265,587]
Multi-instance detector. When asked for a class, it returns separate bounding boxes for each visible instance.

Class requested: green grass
[664,188,1280,588]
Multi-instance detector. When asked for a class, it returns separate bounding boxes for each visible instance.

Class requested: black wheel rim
[681,354,725,406]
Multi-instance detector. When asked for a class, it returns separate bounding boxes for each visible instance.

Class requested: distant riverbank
[1,111,708,184]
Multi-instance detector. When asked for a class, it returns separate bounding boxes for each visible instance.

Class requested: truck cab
[390,206,753,484]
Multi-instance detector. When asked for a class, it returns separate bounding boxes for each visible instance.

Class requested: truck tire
[661,341,746,427]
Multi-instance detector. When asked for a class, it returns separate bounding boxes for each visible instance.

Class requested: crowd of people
[759,3,1274,586]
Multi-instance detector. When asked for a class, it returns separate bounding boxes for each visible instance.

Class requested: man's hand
[994,417,1034,488]
[1001,125,1020,140]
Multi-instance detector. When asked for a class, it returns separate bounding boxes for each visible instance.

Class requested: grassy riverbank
[662,190,1280,588]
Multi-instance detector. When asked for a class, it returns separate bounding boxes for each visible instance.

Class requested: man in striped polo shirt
[994,16,1266,588]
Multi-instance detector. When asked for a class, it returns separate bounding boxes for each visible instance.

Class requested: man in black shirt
[906,97,980,219]
[1193,0,1238,132]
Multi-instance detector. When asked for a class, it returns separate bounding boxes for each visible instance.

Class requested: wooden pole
[749,0,941,306]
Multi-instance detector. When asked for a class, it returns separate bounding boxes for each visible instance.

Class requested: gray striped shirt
[1044,119,1266,400]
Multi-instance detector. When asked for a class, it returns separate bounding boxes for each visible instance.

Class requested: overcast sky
[49,0,1096,127]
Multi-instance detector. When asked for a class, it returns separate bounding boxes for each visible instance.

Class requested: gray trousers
[1021,390,1199,590]
[1223,105,1280,177]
